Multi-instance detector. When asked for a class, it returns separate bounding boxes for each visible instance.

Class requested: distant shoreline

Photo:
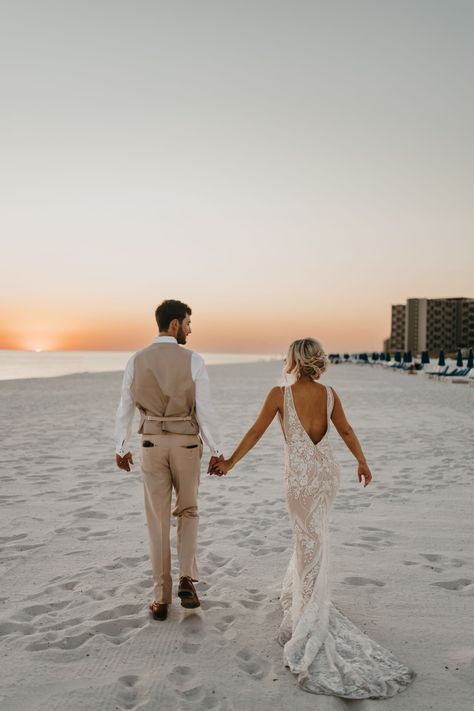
[0,350,283,382]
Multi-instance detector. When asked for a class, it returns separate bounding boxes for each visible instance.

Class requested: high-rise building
[405,298,427,353]
[425,297,474,352]
[384,297,474,354]
[389,304,406,351]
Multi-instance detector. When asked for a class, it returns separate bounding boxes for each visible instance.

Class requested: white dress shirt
[114,336,223,457]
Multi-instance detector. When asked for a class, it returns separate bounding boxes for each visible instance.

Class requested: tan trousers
[140,432,203,604]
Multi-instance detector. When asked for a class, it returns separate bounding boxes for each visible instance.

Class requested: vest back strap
[143,415,193,422]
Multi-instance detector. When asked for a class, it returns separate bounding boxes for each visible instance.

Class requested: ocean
[0,350,283,381]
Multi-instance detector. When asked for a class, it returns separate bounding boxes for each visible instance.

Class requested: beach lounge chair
[425,365,449,378]
[449,367,472,383]
[439,367,461,377]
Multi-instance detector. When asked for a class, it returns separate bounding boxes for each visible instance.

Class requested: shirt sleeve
[192,353,223,456]
[114,354,136,456]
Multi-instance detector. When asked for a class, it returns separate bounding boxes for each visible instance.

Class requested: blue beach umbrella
[456,350,463,367]
[385,352,391,362]
[421,351,430,364]
[380,353,385,361]
[372,352,379,361]
[403,351,412,363]
[394,351,401,363]
[343,353,350,361]
[467,349,474,369]
[438,350,445,366]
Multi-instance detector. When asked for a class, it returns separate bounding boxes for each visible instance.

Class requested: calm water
[0,350,283,381]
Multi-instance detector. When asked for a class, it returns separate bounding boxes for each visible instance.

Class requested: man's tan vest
[130,342,199,436]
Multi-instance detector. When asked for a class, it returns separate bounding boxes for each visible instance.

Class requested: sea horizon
[0,349,284,381]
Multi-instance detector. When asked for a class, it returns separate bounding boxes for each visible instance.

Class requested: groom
[115,299,223,620]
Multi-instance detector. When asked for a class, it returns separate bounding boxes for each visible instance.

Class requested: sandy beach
[0,361,473,711]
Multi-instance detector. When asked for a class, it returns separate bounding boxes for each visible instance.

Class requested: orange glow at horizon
[0,307,386,354]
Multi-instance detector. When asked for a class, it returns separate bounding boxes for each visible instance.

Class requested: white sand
[0,362,473,711]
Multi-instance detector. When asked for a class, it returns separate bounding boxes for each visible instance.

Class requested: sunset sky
[1,1,473,354]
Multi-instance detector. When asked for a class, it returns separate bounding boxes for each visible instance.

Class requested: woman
[213,338,415,698]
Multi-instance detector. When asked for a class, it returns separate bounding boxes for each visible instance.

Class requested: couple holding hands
[115,299,414,699]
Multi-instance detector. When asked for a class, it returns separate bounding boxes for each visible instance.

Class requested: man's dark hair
[155,300,192,331]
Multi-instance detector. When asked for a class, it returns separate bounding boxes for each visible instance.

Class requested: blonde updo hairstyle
[284,338,329,381]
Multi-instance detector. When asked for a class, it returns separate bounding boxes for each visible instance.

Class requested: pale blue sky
[1,1,473,351]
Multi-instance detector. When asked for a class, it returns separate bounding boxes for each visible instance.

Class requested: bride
[212,338,415,698]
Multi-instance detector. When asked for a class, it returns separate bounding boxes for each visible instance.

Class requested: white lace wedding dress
[278,384,415,698]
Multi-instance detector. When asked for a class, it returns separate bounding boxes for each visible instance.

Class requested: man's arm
[114,355,136,471]
[192,353,224,471]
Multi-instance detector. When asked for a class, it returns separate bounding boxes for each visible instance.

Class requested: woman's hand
[211,459,234,476]
[358,461,372,487]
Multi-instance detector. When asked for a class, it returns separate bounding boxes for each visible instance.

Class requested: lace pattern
[279,384,415,698]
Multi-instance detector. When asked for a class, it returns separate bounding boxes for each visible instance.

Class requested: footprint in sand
[115,675,141,710]
[90,615,146,644]
[54,526,89,536]
[214,518,234,527]
[213,614,236,634]
[26,630,91,652]
[26,607,146,652]
[343,527,395,552]
[77,529,112,540]
[73,507,108,520]
[222,560,244,579]
[206,553,230,568]
[239,588,266,610]
[431,579,472,591]
[343,541,377,552]
[343,577,386,587]
[235,647,269,680]
[420,553,466,570]
[28,578,80,599]
[181,618,206,654]
[16,599,70,621]
[0,533,28,544]
[169,665,205,702]
[0,621,36,637]
[92,603,142,621]
[201,599,231,611]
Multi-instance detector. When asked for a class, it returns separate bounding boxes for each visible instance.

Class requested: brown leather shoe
[149,601,168,621]
[178,577,200,608]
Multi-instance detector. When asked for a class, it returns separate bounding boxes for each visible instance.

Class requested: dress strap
[279,385,288,442]
[325,385,334,423]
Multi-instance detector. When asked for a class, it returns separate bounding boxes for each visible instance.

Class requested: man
[115,299,223,621]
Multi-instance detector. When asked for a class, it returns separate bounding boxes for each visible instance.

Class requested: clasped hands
[116,452,232,476]
[207,455,233,477]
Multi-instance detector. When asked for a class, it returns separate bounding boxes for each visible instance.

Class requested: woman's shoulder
[267,385,285,404]
[268,385,284,397]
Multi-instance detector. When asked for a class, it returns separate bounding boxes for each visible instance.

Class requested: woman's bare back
[290,379,329,445]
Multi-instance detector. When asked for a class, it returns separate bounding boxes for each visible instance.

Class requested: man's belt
[143,415,193,422]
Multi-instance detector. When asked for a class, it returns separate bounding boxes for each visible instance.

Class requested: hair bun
[284,338,329,381]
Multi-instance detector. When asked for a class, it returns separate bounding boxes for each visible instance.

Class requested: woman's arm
[330,388,373,487]
[212,387,282,475]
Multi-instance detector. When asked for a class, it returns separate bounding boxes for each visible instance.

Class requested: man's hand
[207,454,224,475]
[116,452,134,472]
